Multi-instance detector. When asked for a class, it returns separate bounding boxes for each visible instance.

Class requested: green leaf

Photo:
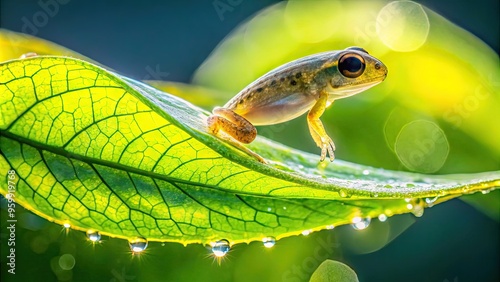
[0,56,498,245]
[309,260,359,282]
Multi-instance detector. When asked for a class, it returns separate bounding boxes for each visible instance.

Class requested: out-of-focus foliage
[309,260,359,282]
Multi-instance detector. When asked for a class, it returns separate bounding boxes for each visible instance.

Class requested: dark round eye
[338,53,365,78]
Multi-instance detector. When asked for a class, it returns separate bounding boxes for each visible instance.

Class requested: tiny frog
[207,47,388,163]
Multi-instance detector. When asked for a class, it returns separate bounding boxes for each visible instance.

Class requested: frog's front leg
[207,107,265,163]
[307,91,336,162]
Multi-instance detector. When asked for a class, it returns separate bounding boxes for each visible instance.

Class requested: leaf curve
[0,56,498,245]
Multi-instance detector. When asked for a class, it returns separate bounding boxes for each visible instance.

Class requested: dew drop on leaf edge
[212,239,230,257]
[262,237,276,248]
[129,237,148,253]
[338,189,350,198]
[407,198,425,217]
[351,217,371,230]
[86,230,101,242]
[378,214,388,222]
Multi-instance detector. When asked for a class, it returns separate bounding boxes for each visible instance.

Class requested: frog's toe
[319,143,335,162]
[327,145,335,162]
[318,138,335,162]
[320,145,327,162]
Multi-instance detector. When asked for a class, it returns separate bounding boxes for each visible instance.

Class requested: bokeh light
[376,1,430,52]
[395,120,449,173]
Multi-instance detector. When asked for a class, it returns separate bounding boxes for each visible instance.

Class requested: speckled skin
[207,47,387,162]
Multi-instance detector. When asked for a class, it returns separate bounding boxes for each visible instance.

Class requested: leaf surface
[0,56,498,245]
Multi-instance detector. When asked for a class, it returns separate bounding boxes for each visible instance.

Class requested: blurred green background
[1,0,499,281]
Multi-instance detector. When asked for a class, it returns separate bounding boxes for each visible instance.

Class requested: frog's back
[224,51,341,125]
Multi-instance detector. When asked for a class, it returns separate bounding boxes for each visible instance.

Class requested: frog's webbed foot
[307,91,336,162]
[207,107,266,163]
[309,127,336,162]
[322,137,336,162]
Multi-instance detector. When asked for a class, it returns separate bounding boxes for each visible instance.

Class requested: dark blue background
[1,0,498,82]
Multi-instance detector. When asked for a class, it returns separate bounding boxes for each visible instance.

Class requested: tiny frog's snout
[374,61,388,79]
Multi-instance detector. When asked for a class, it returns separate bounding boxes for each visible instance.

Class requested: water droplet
[351,217,371,230]
[129,237,148,253]
[362,170,370,175]
[326,225,335,230]
[318,161,328,169]
[301,230,311,236]
[425,196,438,206]
[408,198,425,217]
[262,237,276,248]
[378,214,388,222]
[63,223,71,229]
[425,196,438,204]
[462,185,470,193]
[406,183,416,188]
[267,207,272,212]
[212,239,230,257]
[384,184,393,188]
[404,198,411,202]
[338,189,350,198]
[86,230,101,242]
[412,208,424,217]
[283,206,287,210]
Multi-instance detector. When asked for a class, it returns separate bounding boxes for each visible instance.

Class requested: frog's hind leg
[207,107,265,163]
[208,107,257,143]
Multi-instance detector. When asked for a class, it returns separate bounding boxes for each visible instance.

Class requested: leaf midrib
[0,129,284,198]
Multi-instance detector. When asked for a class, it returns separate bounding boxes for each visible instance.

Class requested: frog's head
[326,46,387,99]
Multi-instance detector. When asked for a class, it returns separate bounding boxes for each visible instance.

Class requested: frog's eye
[338,53,365,78]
